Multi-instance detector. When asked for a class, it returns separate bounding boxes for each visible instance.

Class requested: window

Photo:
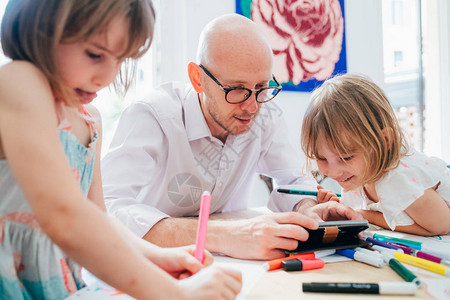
[382,0,424,150]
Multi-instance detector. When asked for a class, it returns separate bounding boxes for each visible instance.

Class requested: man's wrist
[206,220,231,254]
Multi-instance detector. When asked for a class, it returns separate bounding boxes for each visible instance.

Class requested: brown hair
[1,0,155,105]
[301,73,409,185]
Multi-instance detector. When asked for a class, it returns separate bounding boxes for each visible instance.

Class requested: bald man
[102,14,360,260]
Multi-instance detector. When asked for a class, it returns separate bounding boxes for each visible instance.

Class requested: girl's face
[315,136,366,191]
[55,16,129,106]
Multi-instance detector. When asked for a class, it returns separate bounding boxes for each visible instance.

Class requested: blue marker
[277,188,341,198]
[336,249,384,268]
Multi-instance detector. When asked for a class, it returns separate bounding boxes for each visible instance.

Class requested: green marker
[384,255,421,287]
[373,233,422,250]
[277,188,341,198]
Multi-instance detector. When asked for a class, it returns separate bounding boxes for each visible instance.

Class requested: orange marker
[281,258,325,271]
[263,253,315,271]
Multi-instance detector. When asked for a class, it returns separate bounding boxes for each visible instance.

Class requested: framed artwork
[236,0,347,92]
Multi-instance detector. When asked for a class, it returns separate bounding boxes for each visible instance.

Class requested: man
[102,14,360,260]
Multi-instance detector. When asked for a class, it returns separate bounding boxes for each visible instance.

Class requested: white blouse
[342,149,450,230]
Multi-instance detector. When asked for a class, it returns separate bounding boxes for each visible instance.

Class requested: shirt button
[218,182,223,188]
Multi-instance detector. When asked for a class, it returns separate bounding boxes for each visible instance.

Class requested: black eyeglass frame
[199,64,282,104]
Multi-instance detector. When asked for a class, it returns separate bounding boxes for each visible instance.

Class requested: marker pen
[383,250,450,277]
[281,258,324,271]
[277,188,341,197]
[385,242,413,254]
[336,249,384,267]
[354,247,382,258]
[363,232,422,250]
[421,245,450,261]
[372,245,404,255]
[387,242,450,266]
[263,253,315,271]
[381,253,421,286]
[365,237,402,251]
[302,282,417,295]
[193,191,211,263]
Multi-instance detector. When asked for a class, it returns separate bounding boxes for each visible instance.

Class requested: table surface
[69,208,450,299]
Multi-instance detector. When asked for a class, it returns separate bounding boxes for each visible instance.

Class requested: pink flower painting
[238,0,346,91]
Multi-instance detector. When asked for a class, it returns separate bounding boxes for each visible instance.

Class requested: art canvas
[236,0,347,92]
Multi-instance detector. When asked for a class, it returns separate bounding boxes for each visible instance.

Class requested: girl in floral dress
[0,1,241,299]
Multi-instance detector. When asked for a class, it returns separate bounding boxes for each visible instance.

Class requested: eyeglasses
[199,64,282,104]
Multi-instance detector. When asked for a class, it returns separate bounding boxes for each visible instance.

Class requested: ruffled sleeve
[375,150,447,230]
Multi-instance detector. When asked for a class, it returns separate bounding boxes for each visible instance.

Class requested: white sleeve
[258,117,318,212]
[376,152,445,230]
[101,101,169,238]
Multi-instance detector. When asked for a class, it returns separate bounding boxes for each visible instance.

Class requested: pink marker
[194,191,211,263]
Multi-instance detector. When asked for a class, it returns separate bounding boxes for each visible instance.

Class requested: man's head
[188,14,278,142]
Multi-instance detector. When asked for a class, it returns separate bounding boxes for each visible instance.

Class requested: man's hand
[215,212,318,260]
[317,185,340,203]
[302,201,363,222]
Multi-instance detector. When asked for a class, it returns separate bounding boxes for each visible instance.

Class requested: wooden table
[212,208,446,299]
[245,260,432,299]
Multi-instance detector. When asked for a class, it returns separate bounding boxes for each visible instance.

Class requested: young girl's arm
[360,187,450,236]
[359,210,438,236]
[0,61,241,300]
[403,187,450,236]
[84,105,215,277]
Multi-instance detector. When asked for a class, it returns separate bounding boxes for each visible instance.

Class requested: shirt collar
[184,88,212,141]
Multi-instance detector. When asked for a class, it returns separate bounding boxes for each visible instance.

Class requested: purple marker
[385,242,413,255]
[366,237,401,251]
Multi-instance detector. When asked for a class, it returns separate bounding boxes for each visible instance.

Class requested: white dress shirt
[101,82,318,237]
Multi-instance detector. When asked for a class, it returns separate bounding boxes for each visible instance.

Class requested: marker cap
[281,258,324,271]
[378,282,417,295]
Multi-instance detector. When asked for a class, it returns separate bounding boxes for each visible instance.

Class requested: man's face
[199,63,273,141]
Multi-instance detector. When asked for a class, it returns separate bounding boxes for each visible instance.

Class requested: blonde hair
[1,0,155,105]
[301,73,409,185]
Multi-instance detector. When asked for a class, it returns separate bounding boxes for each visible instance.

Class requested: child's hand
[149,245,213,279]
[317,185,340,203]
[177,265,242,300]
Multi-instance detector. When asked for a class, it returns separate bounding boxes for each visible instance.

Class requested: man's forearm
[142,217,229,253]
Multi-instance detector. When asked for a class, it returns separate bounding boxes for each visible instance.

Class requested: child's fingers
[178,271,191,279]
[202,250,214,266]
[179,253,204,275]
[330,196,340,202]
[317,184,324,190]
[317,189,329,203]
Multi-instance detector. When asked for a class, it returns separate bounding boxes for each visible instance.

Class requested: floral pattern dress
[0,104,97,300]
